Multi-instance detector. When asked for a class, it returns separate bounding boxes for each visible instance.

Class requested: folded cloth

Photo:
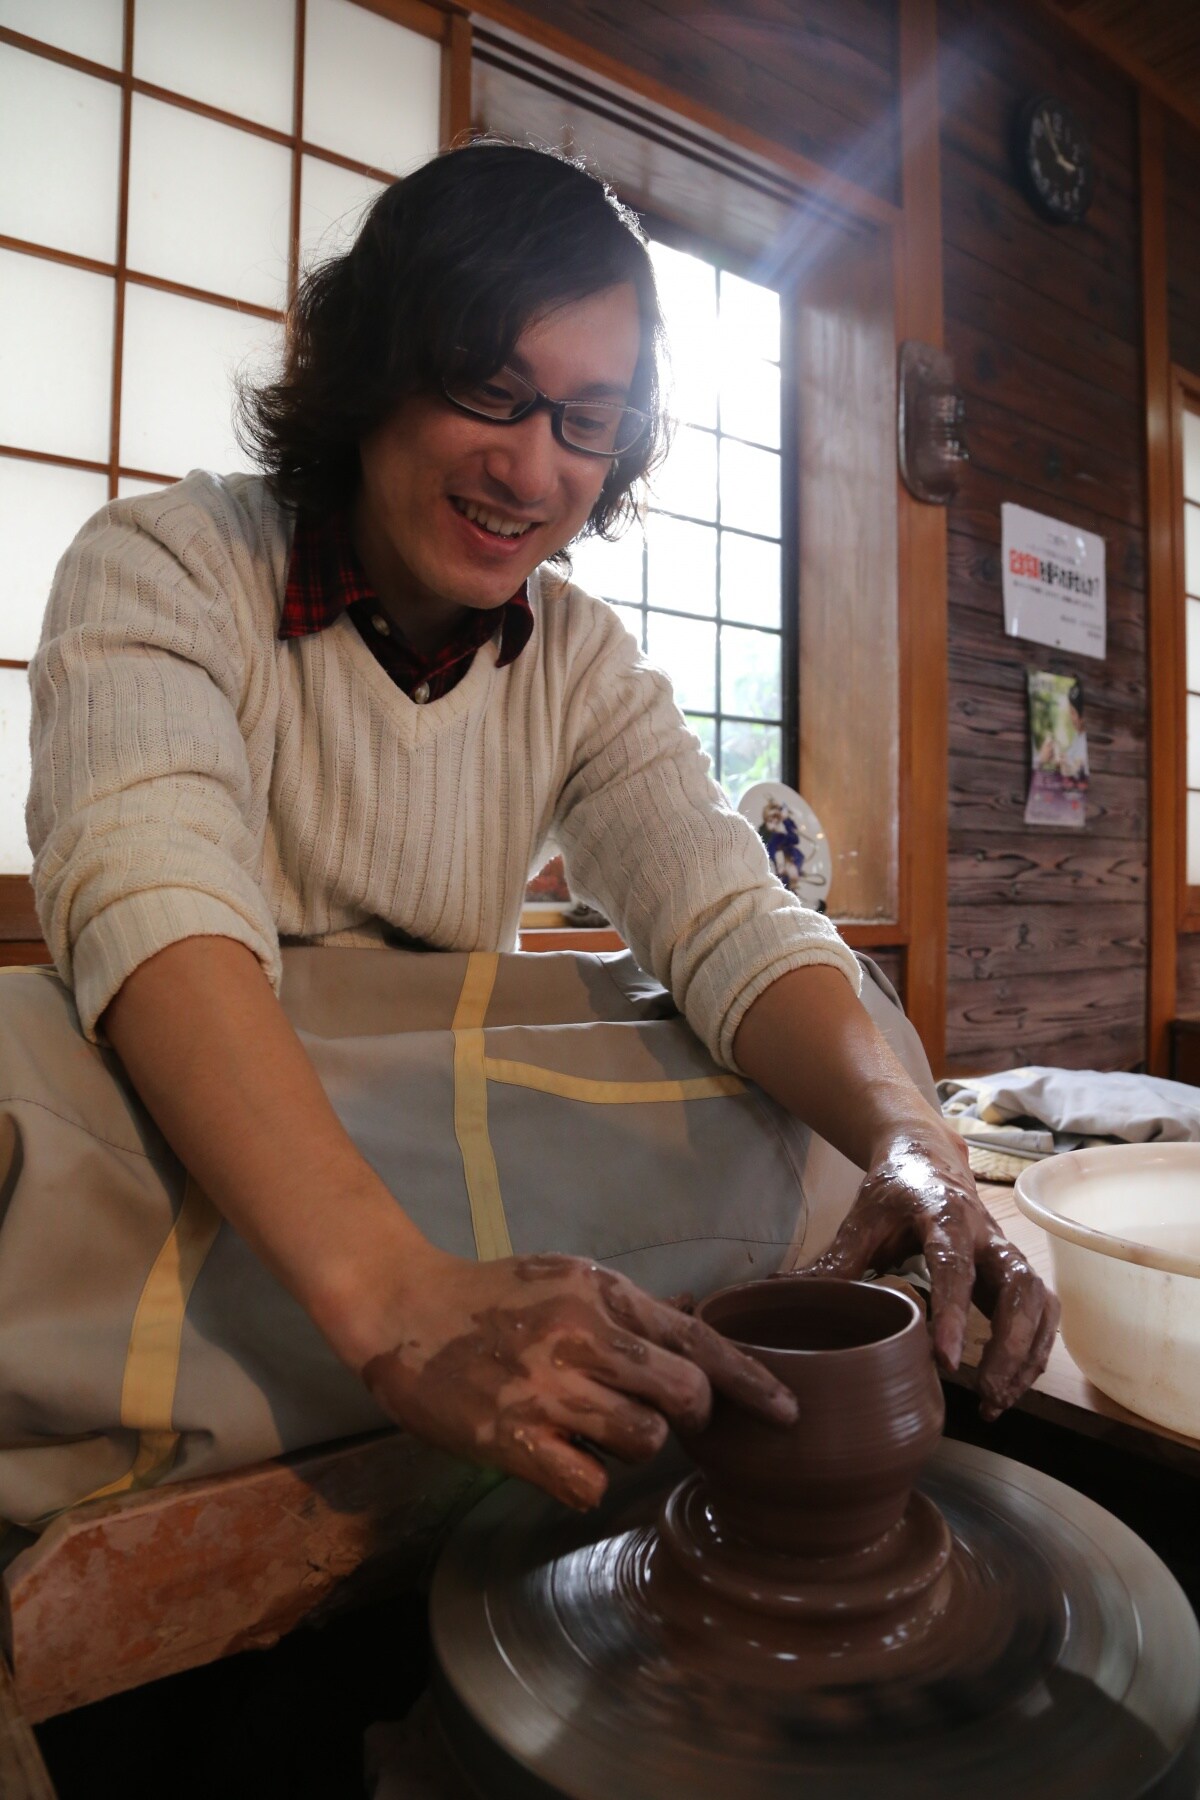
[943,1114,1056,1158]
[938,1066,1200,1146]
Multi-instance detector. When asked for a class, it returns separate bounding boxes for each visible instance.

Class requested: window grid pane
[570,240,785,795]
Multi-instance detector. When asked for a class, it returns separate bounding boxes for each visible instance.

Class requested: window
[523,235,791,921]
[0,0,451,883]
[569,236,790,795]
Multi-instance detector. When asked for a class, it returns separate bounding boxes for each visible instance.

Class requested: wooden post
[896,0,948,1074]
[1142,91,1176,1076]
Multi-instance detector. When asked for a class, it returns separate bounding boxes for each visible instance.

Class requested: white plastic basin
[1015,1142,1200,1439]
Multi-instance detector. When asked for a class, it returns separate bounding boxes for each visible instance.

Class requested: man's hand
[798,1127,1059,1419]
[362,1251,798,1510]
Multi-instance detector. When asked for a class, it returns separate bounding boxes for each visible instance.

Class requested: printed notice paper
[1001,503,1106,660]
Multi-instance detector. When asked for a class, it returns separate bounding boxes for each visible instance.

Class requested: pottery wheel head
[430,1439,1200,1800]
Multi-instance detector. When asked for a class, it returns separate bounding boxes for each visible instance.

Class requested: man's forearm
[102,935,440,1369]
[732,964,955,1168]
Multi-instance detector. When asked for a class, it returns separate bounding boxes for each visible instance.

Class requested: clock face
[1015,96,1093,224]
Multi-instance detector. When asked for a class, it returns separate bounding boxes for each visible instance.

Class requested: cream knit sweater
[27,470,860,1062]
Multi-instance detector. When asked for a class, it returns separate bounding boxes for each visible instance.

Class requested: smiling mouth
[451,497,538,539]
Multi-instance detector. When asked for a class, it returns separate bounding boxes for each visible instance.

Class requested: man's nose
[482,408,560,505]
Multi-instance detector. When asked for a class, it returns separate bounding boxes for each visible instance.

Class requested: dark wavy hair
[236,139,669,543]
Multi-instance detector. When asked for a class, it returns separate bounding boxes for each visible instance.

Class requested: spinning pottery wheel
[429,1282,1200,1800]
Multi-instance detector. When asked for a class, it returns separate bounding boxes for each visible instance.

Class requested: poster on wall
[1002,503,1106,660]
[1025,670,1088,829]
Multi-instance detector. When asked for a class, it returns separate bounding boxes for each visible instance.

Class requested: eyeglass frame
[439,361,651,460]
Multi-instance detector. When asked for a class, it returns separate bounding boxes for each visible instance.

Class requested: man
[25,141,1056,1515]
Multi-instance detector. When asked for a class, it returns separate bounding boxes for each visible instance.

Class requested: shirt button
[371,612,391,637]
[412,680,431,704]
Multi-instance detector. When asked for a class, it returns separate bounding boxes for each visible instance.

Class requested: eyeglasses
[440,362,649,458]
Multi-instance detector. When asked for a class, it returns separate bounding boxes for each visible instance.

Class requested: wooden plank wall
[478,0,902,208]
[1169,111,1200,1016]
[938,0,1147,1071]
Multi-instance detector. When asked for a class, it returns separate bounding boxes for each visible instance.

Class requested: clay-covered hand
[362,1252,798,1511]
[797,1130,1060,1420]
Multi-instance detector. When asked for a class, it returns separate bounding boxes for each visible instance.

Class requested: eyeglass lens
[446,367,644,454]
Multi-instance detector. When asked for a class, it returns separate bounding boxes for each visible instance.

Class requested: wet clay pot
[686,1277,944,1557]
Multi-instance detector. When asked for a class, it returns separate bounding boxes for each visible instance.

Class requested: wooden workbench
[956,1182,1200,1475]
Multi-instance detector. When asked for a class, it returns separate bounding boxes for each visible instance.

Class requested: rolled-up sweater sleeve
[26,496,281,1041]
[552,599,861,1069]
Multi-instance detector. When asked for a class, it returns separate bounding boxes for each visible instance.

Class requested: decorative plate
[736,781,831,913]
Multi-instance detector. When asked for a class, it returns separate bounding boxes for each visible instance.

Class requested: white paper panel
[0,47,122,261]
[299,155,388,270]
[134,0,295,132]
[1189,696,1200,793]
[0,459,109,661]
[127,96,291,308]
[1188,598,1200,696]
[1190,791,1200,889]
[1185,410,1200,506]
[303,0,441,175]
[0,0,123,67]
[0,251,114,461]
[0,667,33,875]
[120,286,282,477]
[1187,502,1200,601]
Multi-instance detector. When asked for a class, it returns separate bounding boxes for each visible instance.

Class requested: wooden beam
[1142,92,1177,1076]
[442,11,474,142]
[1034,0,1200,143]
[896,0,948,1075]
[463,0,901,230]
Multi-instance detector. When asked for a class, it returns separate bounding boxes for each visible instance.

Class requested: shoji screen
[0,0,454,891]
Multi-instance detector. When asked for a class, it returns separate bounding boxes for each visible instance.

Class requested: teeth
[455,498,534,539]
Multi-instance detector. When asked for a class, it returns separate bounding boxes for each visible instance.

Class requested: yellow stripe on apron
[65,1174,223,1512]
[483,1060,745,1105]
[452,952,512,1262]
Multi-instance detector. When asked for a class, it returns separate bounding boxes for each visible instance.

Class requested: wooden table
[954,1182,1200,1475]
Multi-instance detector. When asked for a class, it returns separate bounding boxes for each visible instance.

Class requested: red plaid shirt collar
[279,508,533,702]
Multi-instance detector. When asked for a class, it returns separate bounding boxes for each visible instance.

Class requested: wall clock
[1012,95,1094,224]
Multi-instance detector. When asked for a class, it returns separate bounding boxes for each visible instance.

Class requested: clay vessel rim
[697,1277,924,1358]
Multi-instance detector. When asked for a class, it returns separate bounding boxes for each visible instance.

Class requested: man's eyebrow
[506,350,632,402]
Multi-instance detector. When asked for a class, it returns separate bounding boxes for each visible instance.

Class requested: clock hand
[1044,117,1077,174]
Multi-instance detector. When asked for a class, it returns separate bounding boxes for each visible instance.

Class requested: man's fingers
[591,1336,713,1435]
[920,1220,977,1371]
[648,1304,799,1426]
[551,1379,671,1463]
[970,1237,1059,1416]
[495,1418,609,1512]
[978,1282,1060,1420]
[802,1227,879,1281]
[597,1273,795,1426]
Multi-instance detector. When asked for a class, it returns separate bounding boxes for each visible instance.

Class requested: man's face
[354,281,642,626]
